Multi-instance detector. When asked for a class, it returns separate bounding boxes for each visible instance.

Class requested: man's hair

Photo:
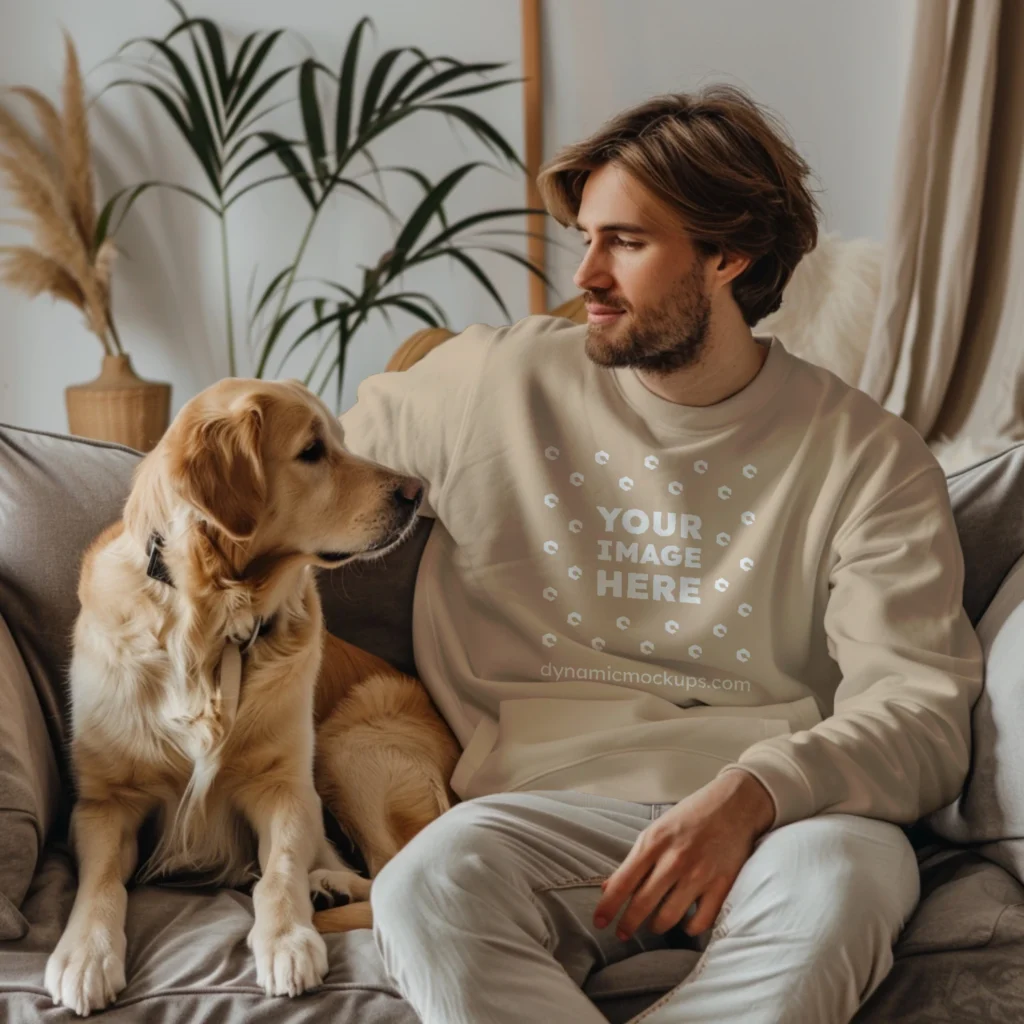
[537,85,821,325]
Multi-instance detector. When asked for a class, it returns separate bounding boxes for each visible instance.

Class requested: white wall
[0,0,915,434]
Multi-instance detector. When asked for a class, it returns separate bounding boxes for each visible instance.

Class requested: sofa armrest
[386,296,588,371]
[0,612,61,940]
[385,327,456,372]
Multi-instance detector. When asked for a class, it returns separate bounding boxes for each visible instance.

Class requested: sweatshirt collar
[610,334,794,433]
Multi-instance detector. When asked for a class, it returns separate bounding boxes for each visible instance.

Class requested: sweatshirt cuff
[716,748,819,830]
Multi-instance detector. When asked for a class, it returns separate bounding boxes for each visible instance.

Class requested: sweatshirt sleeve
[718,465,985,830]
[338,323,494,518]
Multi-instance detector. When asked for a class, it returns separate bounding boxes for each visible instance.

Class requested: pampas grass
[0,33,121,355]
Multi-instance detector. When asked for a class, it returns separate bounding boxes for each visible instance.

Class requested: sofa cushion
[946,440,1024,624]
[0,424,141,766]
[584,949,701,1023]
[927,552,1024,878]
[318,516,434,678]
[1,846,421,1023]
[0,614,60,941]
[854,849,1024,1022]
[893,848,1024,956]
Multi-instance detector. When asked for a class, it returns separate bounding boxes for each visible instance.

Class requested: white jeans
[370,790,920,1023]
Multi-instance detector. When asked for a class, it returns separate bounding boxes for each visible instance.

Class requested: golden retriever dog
[45,378,459,1016]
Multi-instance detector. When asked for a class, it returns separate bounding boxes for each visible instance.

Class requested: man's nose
[573,246,613,292]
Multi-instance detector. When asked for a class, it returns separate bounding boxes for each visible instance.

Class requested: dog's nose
[395,478,423,507]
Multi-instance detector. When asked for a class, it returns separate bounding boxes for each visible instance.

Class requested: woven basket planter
[65,354,171,453]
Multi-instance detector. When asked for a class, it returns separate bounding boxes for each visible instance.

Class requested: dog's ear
[172,398,267,541]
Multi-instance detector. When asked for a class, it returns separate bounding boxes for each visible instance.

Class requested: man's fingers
[593,846,656,927]
[615,856,691,940]
[682,877,732,935]
[649,878,701,935]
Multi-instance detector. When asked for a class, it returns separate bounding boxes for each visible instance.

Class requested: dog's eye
[298,438,326,463]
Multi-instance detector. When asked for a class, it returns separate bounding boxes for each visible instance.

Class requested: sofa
[3,387,1024,1021]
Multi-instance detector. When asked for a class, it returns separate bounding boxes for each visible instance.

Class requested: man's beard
[584,260,712,375]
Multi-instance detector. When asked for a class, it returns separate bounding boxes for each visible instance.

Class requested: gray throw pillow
[0,424,142,769]
[927,553,1024,881]
[0,612,60,939]
[946,440,1024,624]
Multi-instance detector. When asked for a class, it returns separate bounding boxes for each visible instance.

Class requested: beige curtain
[859,0,1024,449]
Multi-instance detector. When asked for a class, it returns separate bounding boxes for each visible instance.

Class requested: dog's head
[132,377,422,572]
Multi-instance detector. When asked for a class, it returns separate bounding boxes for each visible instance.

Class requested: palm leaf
[433,77,524,101]
[306,278,360,303]
[303,312,345,387]
[460,242,556,290]
[415,207,544,258]
[275,303,348,371]
[254,297,309,376]
[335,17,371,160]
[389,162,483,270]
[403,61,505,104]
[298,60,327,187]
[165,6,231,100]
[381,288,448,323]
[223,130,303,189]
[423,103,523,169]
[257,132,316,207]
[94,180,218,249]
[224,64,293,139]
[137,37,222,188]
[375,53,456,118]
[373,294,442,328]
[363,162,448,231]
[357,47,407,135]
[413,245,511,321]
[112,76,221,196]
[166,11,225,143]
[251,264,295,323]
[226,31,285,117]
[223,172,301,210]
[226,32,259,104]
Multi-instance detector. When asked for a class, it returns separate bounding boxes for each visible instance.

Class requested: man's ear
[171,398,266,541]
[715,250,753,285]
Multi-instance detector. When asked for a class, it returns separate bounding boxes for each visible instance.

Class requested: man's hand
[593,770,775,941]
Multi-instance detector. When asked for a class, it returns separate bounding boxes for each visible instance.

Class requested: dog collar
[145,531,275,651]
[231,616,275,655]
[146,532,174,587]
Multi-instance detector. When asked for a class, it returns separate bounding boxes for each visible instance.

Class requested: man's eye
[298,438,326,463]
[581,237,641,249]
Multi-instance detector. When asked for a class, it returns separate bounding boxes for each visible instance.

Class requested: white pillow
[757,232,882,388]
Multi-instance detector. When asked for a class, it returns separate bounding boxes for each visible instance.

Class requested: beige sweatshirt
[339,315,984,830]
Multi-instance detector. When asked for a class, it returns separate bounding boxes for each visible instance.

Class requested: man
[337,86,983,1023]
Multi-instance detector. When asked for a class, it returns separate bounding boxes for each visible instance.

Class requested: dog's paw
[249,923,328,997]
[45,928,126,1016]
[309,867,372,912]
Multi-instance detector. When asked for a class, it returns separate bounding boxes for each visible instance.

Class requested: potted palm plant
[0,34,171,452]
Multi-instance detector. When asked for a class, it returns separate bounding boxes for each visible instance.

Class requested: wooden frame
[521,0,546,313]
